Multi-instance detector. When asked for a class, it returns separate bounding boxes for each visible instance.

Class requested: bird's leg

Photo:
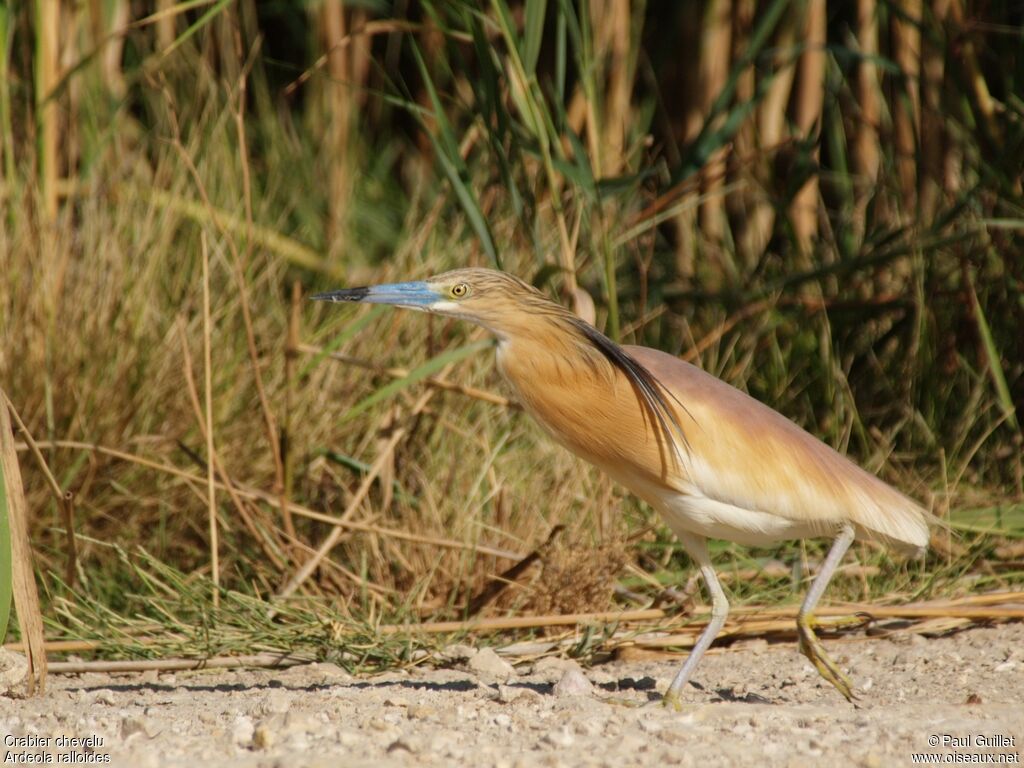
[797,523,856,701]
[663,533,729,710]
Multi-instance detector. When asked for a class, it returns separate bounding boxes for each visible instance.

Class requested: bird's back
[625,346,932,553]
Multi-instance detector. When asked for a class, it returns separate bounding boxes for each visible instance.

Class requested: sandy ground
[2,623,1022,767]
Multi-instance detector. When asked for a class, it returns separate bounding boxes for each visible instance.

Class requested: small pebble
[542,726,575,748]
[468,648,516,680]
[231,716,254,745]
[552,668,593,698]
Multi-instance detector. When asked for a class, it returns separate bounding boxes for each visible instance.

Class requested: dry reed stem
[276,525,396,604]
[169,135,288,529]
[201,232,219,605]
[5,639,98,654]
[35,0,59,220]
[58,491,77,589]
[0,392,48,694]
[746,6,799,261]
[177,323,287,571]
[298,343,516,408]
[919,0,948,220]
[587,0,631,176]
[9,593,1021,672]
[467,525,566,616]
[728,0,768,269]
[696,0,732,246]
[0,391,64,502]
[892,0,922,215]
[14,439,524,561]
[282,282,302,541]
[789,0,826,259]
[852,0,880,239]
[321,0,351,243]
[154,0,175,49]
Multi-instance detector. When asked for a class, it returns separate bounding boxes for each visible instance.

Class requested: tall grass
[0,1,1021,654]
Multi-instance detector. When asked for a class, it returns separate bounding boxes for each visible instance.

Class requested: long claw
[797,613,856,702]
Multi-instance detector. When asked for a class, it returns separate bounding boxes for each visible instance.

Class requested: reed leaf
[341,339,493,422]
[408,37,500,266]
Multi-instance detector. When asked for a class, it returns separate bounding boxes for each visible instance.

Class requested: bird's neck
[494,319,612,391]
[494,323,634,456]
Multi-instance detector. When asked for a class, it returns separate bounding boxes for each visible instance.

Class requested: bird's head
[312,268,555,338]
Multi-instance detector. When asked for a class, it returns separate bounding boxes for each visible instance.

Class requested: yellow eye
[450,283,469,298]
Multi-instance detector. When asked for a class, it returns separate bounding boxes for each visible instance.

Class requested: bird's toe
[797,617,856,702]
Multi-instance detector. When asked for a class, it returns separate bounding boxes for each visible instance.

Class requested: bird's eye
[450,283,469,298]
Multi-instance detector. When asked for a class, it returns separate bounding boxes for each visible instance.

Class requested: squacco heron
[313,267,932,707]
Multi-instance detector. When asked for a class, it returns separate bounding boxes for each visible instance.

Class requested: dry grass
[0,1,1021,666]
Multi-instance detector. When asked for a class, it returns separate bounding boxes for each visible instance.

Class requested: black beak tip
[311,287,369,303]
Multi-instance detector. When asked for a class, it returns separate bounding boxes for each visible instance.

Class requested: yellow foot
[660,690,684,712]
[797,614,856,702]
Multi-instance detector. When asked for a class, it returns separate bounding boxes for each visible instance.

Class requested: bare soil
[2,623,1022,767]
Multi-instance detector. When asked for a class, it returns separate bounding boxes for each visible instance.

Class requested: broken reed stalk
[1,391,77,586]
[0,392,47,694]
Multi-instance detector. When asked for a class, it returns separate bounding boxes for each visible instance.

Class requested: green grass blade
[968,274,1020,431]
[159,0,234,60]
[341,339,492,422]
[0,4,15,192]
[522,0,548,75]
[300,304,389,379]
[319,451,418,506]
[0,441,11,644]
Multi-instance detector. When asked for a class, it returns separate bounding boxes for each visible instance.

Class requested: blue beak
[311,280,440,308]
